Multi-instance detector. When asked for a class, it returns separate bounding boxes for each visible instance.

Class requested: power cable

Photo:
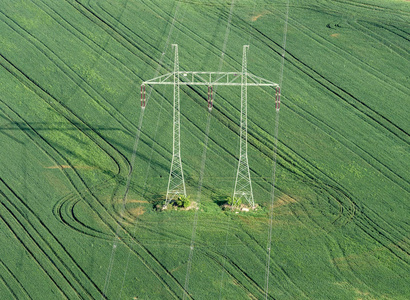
[182,1,236,298]
[264,0,290,298]
[102,1,184,298]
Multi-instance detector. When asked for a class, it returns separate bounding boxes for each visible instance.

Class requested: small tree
[176,195,191,208]
[227,196,241,206]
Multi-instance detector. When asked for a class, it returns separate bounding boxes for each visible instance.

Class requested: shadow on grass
[211,193,228,207]
[148,193,166,210]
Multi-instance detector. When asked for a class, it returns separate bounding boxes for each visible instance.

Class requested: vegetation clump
[221,196,257,212]
[162,195,196,211]
[227,196,241,206]
[175,195,191,208]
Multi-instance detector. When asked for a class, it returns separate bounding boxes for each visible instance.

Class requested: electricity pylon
[233,45,254,206]
[165,44,186,204]
[141,45,280,206]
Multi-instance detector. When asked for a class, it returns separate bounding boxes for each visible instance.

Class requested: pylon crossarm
[142,71,278,87]
[247,73,279,87]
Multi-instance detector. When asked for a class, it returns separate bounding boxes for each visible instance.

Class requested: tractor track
[0,8,137,138]
[0,184,81,299]
[228,11,410,145]
[0,103,111,298]
[0,257,32,300]
[0,53,191,298]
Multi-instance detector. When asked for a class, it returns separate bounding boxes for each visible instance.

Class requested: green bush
[176,195,191,208]
[227,196,241,206]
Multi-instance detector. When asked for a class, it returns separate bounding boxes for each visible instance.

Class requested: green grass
[0,0,409,299]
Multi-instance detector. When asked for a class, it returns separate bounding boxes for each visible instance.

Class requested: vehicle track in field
[353,20,410,60]
[62,0,173,71]
[137,0,259,73]
[238,6,410,259]
[0,273,16,300]
[134,214,278,299]
[270,192,383,297]
[184,86,409,291]
[190,89,358,227]
[123,195,340,300]
[115,207,301,300]
[235,20,409,148]
[284,96,409,194]
[128,219,274,299]
[197,9,409,198]
[231,227,309,299]
[29,0,237,173]
[189,9,410,293]
[52,186,113,240]
[234,202,355,299]
[283,97,410,245]
[1,97,188,300]
[0,101,114,298]
[230,12,410,145]
[2,0,408,298]
[0,55,127,183]
[354,207,410,266]
[56,0,358,234]
[235,8,410,263]
[328,0,410,18]
[33,0,142,78]
[278,8,410,102]
[0,182,82,299]
[388,24,410,40]
[200,249,274,300]
[0,8,138,138]
[0,257,32,300]
[227,9,409,219]
[2,3,199,296]
[0,105,182,299]
[0,55,191,298]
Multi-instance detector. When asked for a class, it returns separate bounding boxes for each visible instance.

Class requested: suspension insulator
[141,85,146,108]
[210,86,213,109]
[208,86,214,111]
[141,85,143,107]
[208,86,210,109]
[275,86,281,111]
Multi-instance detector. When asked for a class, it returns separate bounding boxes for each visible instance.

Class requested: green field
[0,0,409,299]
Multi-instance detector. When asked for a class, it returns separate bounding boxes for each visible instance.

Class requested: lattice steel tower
[164,44,186,204]
[141,45,280,207]
[233,45,254,206]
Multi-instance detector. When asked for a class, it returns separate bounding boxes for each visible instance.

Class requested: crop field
[0,0,409,299]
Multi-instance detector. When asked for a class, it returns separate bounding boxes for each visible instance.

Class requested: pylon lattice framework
[141,44,280,206]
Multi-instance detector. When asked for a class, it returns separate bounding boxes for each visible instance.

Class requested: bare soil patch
[251,11,269,22]
[274,195,297,208]
[128,207,145,217]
